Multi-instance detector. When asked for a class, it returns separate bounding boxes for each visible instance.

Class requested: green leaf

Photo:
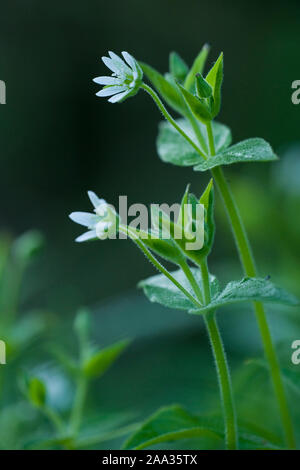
[126,224,185,266]
[177,83,212,123]
[122,405,222,450]
[139,268,220,311]
[184,44,210,92]
[0,233,11,286]
[194,138,278,171]
[169,52,188,82]
[12,230,44,265]
[195,73,213,99]
[27,377,47,408]
[247,358,300,397]
[205,52,223,117]
[199,178,213,211]
[157,118,232,167]
[190,277,299,314]
[140,62,187,115]
[82,339,130,379]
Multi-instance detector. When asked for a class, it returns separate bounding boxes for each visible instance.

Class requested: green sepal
[184,44,210,92]
[177,83,212,123]
[205,52,223,118]
[127,224,186,266]
[140,62,187,116]
[195,73,213,99]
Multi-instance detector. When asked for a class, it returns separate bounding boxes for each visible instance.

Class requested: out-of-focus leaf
[184,44,210,92]
[157,118,231,166]
[27,377,47,408]
[194,138,278,171]
[122,405,222,450]
[12,230,44,265]
[82,339,130,379]
[50,347,78,376]
[139,268,220,311]
[195,73,213,98]
[190,277,299,314]
[247,358,300,397]
[10,312,46,352]
[141,62,187,115]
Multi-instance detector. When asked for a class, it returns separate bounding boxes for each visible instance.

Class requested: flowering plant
[70,47,299,450]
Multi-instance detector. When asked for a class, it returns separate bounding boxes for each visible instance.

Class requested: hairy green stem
[200,258,238,450]
[205,121,295,449]
[179,258,204,304]
[119,225,202,308]
[141,83,207,160]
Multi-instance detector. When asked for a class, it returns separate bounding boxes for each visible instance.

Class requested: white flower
[69,191,119,242]
[93,51,143,103]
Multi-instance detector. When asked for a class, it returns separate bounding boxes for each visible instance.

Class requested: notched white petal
[108,89,131,103]
[87,191,106,209]
[75,230,97,242]
[102,56,120,74]
[93,76,123,85]
[96,85,127,97]
[69,211,98,228]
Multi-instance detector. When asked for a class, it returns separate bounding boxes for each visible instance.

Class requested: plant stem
[70,375,88,436]
[42,405,65,434]
[199,258,238,450]
[205,121,295,449]
[141,83,207,160]
[119,225,202,308]
[179,258,204,304]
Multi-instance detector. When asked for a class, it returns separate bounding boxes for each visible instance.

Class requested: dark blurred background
[1,0,300,313]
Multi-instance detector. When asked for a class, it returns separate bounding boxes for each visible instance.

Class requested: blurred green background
[0,0,300,449]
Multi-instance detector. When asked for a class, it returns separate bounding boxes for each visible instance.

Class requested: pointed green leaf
[190,277,299,315]
[82,339,130,379]
[194,138,278,171]
[139,268,220,311]
[195,73,213,98]
[140,62,187,115]
[27,377,47,408]
[128,224,185,266]
[169,52,188,82]
[157,118,232,167]
[177,83,212,123]
[0,234,11,286]
[199,179,213,211]
[184,44,210,92]
[205,52,223,118]
[122,405,222,450]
